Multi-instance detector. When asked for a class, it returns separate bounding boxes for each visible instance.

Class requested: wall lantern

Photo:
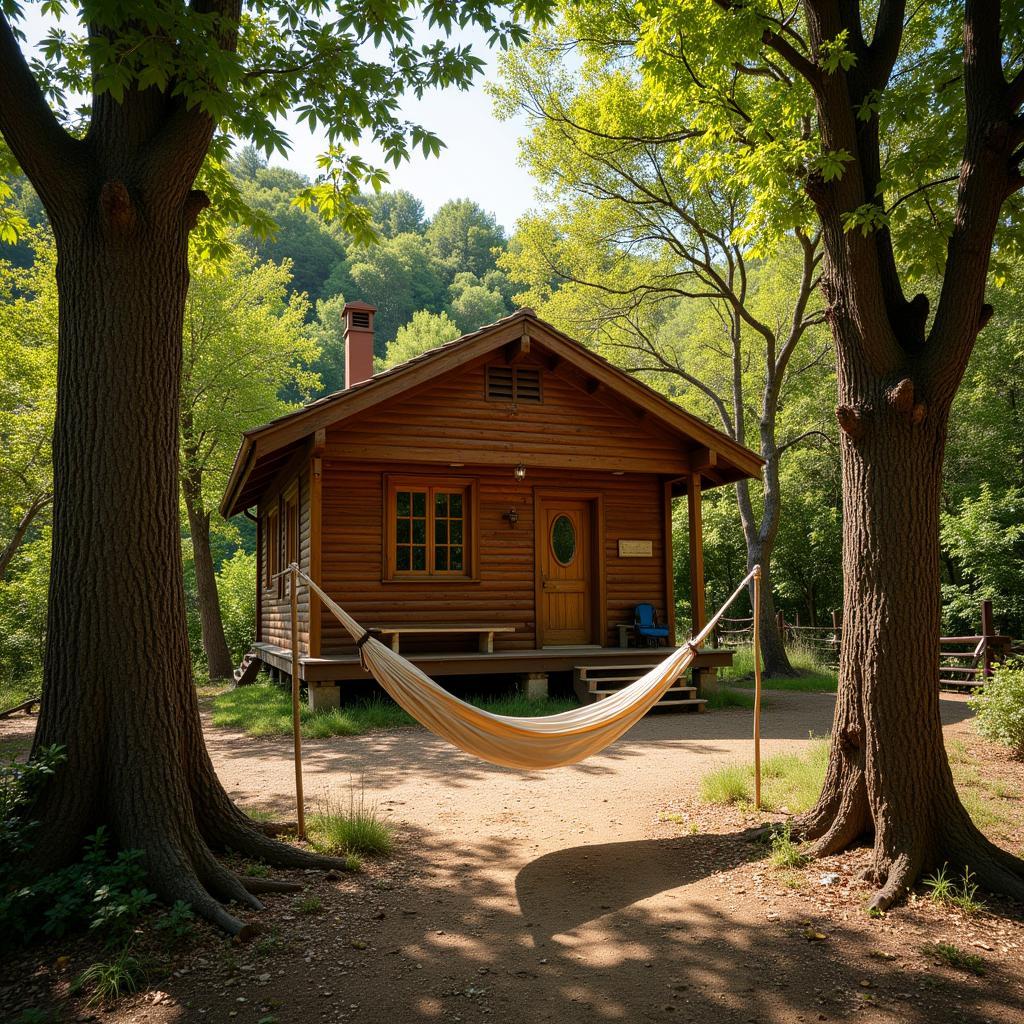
[503,508,520,527]
[513,463,527,482]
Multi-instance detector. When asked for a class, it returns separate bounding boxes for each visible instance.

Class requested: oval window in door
[551,514,577,565]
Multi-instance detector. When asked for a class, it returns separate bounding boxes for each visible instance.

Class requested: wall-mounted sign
[618,539,653,558]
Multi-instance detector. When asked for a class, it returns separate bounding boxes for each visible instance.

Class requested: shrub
[217,549,258,663]
[970,658,1024,757]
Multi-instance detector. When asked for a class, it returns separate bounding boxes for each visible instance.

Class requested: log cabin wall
[318,463,670,654]
[258,465,312,651]
[316,354,684,655]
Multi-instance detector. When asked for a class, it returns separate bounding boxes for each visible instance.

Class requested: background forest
[2,128,1022,696]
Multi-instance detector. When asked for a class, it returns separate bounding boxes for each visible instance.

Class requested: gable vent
[351,309,371,329]
[486,365,542,403]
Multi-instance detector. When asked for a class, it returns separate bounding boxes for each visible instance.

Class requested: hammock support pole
[752,565,762,811]
[289,562,307,840]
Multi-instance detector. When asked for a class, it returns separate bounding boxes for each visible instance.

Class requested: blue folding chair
[634,603,670,646]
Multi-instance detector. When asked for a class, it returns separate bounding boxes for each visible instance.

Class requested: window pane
[412,491,426,517]
[451,546,463,571]
[435,548,448,571]
[451,520,463,544]
[413,519,426,545]
[435,492,448,517]
[397,491,410,517]
[450,493,463,517]
[412,546,426,571]
[396,547,410,571]
[435,519,447,544]
[397,519,410,543]
[551,514,576,565]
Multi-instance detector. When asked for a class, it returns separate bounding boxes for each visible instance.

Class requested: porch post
[687,473,706,636]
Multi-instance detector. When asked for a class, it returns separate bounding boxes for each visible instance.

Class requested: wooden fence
[716,599,1015,691]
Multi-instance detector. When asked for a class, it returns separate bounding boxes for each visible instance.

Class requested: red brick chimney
[342,301,376,387]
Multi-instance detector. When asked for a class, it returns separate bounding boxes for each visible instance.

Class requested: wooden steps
[233,651,263,687]
[573,664,706,713]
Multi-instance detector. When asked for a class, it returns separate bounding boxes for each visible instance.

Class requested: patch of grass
[240,860,271,878]
[308,788,394,858]
[213,680,579,739]
[699,764,751,805]
[699,738,831,813]
[255,930,286,957]
[469,693,579,717]
[923,865,987,914]
[702,686,756,710]
[71,950,144,1008]
[294,894,322,915]
[0,673,40,712]
[243,807,278,823]
[720,645,837,692]
[922,942,986,975]
[768,822,809,869]
[341,852,364,872]
[945,738,971,764]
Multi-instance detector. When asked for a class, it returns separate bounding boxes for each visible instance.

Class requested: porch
[251,639,732,686]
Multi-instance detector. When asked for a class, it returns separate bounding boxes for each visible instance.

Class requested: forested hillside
[0,157,518,691]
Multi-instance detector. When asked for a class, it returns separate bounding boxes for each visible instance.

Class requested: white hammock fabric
[298,568,756,771]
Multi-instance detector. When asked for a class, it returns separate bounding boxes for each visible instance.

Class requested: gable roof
[220,308,763,517]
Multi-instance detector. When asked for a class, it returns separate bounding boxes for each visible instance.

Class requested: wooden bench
[375,624,515,654]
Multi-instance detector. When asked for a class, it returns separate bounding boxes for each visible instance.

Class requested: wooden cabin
[221,305,763,710]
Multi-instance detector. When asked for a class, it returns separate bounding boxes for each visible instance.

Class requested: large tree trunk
[28,183,339,935]
[796,343,1024,908]
[183,474,235,680]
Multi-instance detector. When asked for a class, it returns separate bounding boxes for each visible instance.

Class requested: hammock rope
[293,565,761,771]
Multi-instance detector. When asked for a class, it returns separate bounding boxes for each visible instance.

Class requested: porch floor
[251,641,733,683]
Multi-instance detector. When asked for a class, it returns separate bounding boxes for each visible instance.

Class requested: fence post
[981,599,995,679]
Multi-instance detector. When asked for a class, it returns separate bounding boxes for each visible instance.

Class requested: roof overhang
[220,309,764,517]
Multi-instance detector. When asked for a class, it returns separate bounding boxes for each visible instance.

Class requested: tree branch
[0,14,85,209]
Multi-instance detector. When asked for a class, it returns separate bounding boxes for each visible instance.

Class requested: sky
[16,12,539,232]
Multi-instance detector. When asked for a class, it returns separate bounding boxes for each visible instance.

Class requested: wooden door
[538,499,593,646]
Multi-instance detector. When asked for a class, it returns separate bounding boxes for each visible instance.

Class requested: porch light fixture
[513,463,526,482]
[503,508,520,527]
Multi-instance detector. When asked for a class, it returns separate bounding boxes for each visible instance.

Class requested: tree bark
[795,348,1024,906]
[784,0,1024,910]
[27,178,340,936]
[183,472,235,679]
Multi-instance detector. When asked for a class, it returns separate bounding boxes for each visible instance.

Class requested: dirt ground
[3,690,1024,1024]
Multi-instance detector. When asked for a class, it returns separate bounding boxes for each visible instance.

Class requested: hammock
[295,566,759,771]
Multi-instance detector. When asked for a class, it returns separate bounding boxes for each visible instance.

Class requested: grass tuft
[702,687,756,710]
[71,950,144,1008]
[922,865,987,914]
[699,764,751,805]
[922,942,986,975]
[308,787,394,858]
[294,894,323,915]
[768,822,809,869]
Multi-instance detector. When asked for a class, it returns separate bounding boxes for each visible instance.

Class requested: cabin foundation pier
[522,672,549,699]
[308,682,341,711]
